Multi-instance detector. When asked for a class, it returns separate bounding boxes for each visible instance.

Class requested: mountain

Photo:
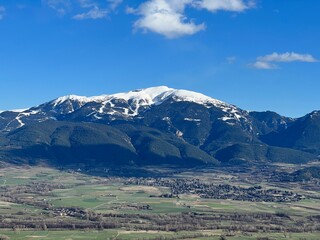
[260,111,320,155]
[0,86,249,130]
[0,86,319,168]
[0,121,217,167]
[249,111,295,135]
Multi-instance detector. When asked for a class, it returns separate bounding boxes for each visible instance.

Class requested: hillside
[0,86,319,168]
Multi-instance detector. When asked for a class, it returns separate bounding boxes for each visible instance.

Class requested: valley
[0,87,319,169]
[0,163,319,239]
[1,0,319,238]
[0,87,320,239]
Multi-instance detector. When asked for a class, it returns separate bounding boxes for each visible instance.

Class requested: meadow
[0,165,319,239]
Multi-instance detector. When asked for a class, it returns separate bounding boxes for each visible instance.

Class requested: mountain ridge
[0,86,248,132]
[0,86,319,168]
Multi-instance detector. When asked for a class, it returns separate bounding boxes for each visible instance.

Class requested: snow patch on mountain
[21,86,237,118]
[10,109,28,113]
[101,86,235,117]
[184,118,201,122]
[52,95,105,107]
[3,109,42,131]
[55,86,236,118]
[1,86,250,131]
[110,86,172,104]
[106,86,228,108]
[309,111,320,119]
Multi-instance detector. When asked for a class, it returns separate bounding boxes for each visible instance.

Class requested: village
[126,177,304,202]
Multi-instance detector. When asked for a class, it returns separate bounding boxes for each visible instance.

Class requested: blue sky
[0,0,319,117]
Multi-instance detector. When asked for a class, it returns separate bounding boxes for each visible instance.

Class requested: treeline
[1,211,320,233]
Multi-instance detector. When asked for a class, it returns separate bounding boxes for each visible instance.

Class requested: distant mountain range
[0,86,319,168]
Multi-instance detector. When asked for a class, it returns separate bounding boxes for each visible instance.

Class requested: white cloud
[73,0,108,20]
[73,6,108,20]
[194,0,255,12]
[108,0,123,11]
[132,0,205,38]
[44,0,71,16]
[251,52,318,70]
[258,52,318,63]
[44,0,256,38]
[44,0,119,20]
[226,56,236,64]
[251,61,277,70]
[77,0,97,8]
[131,0,255,38]
[0,6,5,20]
[73,0,121,20]
[125,6,136,14]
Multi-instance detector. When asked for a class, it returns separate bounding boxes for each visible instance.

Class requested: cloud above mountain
[41,0,255,38]
[131,0,255,38]
[251,52,318,69]
[194,0,255,12]
[132,0,205,38]
[43,0,72,16]
[43,0,120,19]
[73,6,109,20]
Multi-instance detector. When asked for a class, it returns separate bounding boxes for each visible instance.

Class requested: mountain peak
[52,95,90,107]
[109,86,173,105]
[0,86,242,132]
[48,86,229,112]
[108,86,228,108]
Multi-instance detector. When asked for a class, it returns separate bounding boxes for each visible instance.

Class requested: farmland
[0,163,319,239]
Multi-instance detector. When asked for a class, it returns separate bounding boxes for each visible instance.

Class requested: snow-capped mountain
[0,86,249,132]
[0,86,318,168]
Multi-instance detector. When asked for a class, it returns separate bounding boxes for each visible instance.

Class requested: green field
[1,230,320,240]
[0,166,319,240]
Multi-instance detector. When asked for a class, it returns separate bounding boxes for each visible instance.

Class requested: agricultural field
[1,230,320,240]
[0,164,319,239]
